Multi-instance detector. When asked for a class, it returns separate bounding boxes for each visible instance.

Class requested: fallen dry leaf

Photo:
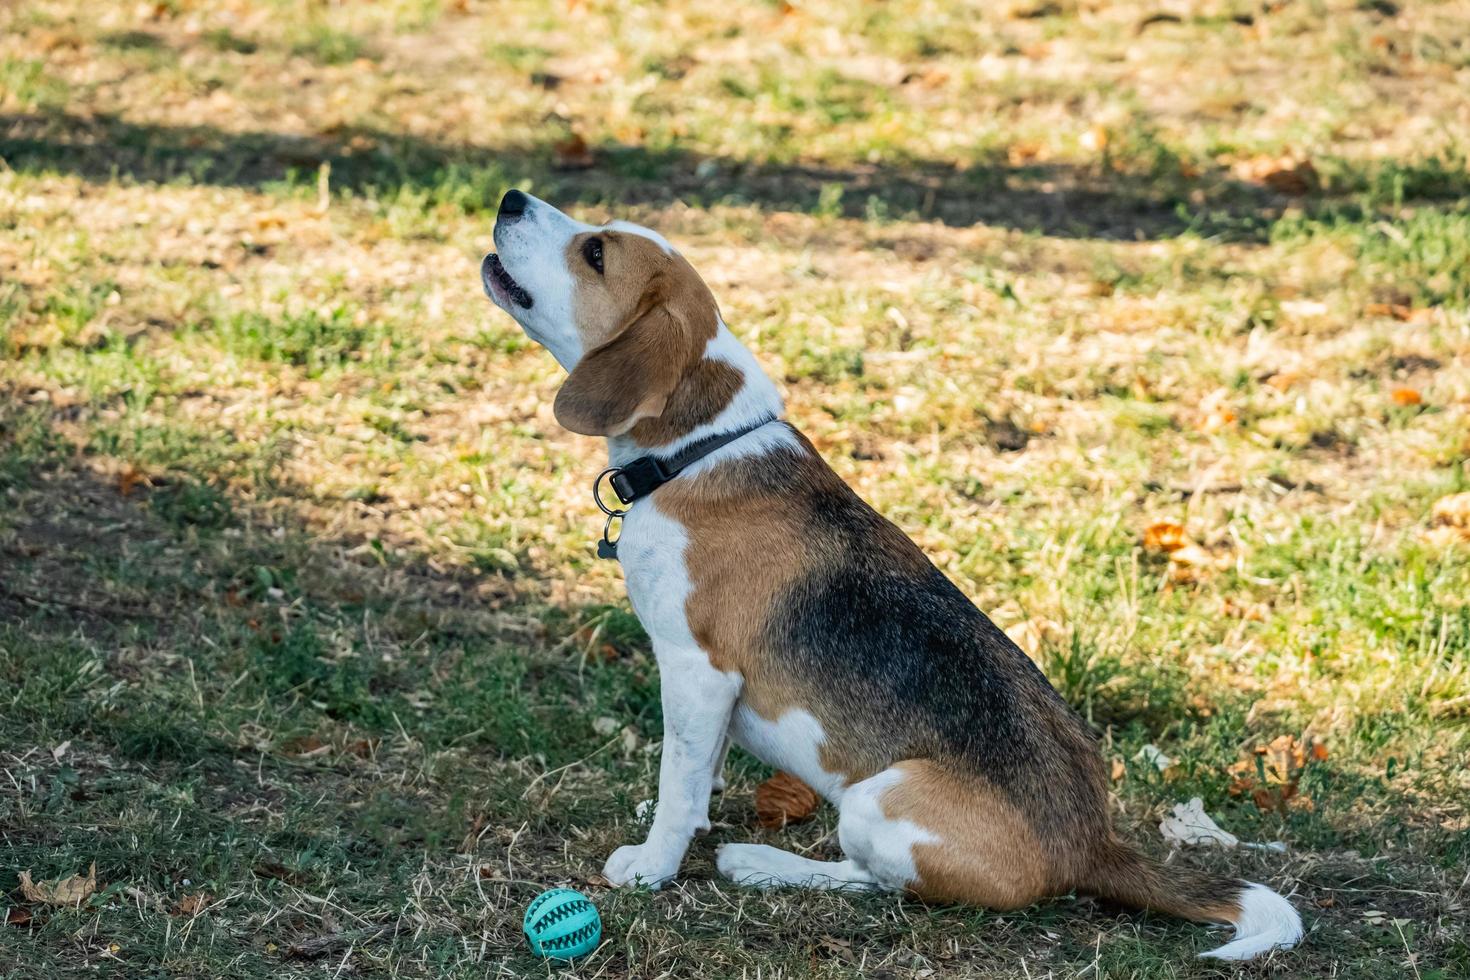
[900,66,950,89]
[1143,522,1233,582]
[1280,299,1328,318]
[619,725,641,756]
[459,812,487,853]
[346,738,379,759]
[1220,597,1268,621]
[5,907,33,927]
[19,862,96,907]
[1159,798,1239,849]
[1006,141,1048,166]
[1232,154,1317,195]
[1195,406,1238,434]
[574,625,622,661]
[171,892,212,916]
[116,465,149,498]
[1364,302,1428,322]
[755,771,819,829]
[281,735,329,758]
[1423,491,1470,546]
[1143,522,1190,554]
[1167,543,1230,571]
[1012,2,1063,20]
[552,134,595,170]
[1430,492,1470,530]
[1227,734,1323,813]
[1194,387,1238,434]
[1263,160,1317,195]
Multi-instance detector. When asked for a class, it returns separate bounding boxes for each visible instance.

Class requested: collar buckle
[609,456,671,505]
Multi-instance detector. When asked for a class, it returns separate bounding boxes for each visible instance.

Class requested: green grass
[286,22,372,66]
[0,56,69,110]
[2,0,1469,976]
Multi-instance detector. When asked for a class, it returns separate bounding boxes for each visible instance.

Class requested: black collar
[592,414,780,559]
[599,414,779,508]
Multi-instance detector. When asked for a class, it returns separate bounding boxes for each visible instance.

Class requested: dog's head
[482,191,721,437]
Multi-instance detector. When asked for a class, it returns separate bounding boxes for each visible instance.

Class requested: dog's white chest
[615,500,697,649]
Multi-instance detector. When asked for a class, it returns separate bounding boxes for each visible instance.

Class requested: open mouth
[482,253,533,310]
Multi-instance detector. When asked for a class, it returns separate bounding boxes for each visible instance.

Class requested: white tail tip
[1198,882,1303,961]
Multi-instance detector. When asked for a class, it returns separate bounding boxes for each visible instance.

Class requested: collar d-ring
[593,467,627,560]
[593,467,628,519]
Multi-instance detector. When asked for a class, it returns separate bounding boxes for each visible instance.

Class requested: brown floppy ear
[553,290,695,437]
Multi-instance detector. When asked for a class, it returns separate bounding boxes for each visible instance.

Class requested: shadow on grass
[0,401,664,970]
[0,404,655,767]
[0,108,1301,241]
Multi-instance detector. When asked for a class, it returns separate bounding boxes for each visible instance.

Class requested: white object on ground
[1135,744,1175,772]
[1158,798,1289,853]
[1159,797,1240,848]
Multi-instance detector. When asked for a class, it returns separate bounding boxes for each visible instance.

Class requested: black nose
[498,189,529,221]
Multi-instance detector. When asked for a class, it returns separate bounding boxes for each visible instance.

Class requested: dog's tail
[1086,841,1302,960]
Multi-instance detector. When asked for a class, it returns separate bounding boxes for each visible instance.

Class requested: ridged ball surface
[522,888,601,960]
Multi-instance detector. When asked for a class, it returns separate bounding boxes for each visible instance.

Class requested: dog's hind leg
[716,767,936,894]
[719,762,1054,909]
[853,760,1055,910]
[715,843,880,890]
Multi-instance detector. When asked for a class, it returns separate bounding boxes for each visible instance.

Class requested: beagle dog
[480,190,1302,961]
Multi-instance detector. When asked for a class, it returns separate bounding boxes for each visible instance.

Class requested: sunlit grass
[1,0,1468,976]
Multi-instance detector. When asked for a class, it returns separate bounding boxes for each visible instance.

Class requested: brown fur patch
[553,232,725,438]
[629,357,743,446]
[881,759,1050,909]
[657,467,811,677]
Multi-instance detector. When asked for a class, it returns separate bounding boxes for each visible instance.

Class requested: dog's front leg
[603,647,741,889]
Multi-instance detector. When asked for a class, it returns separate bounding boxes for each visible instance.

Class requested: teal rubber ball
[523,888,601,960]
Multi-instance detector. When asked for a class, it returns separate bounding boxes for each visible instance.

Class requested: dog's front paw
[603,842,680,889]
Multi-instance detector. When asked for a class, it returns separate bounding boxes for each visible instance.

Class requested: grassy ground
[2,0,1469,976]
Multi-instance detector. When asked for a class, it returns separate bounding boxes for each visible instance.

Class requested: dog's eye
[582,237,604,275]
